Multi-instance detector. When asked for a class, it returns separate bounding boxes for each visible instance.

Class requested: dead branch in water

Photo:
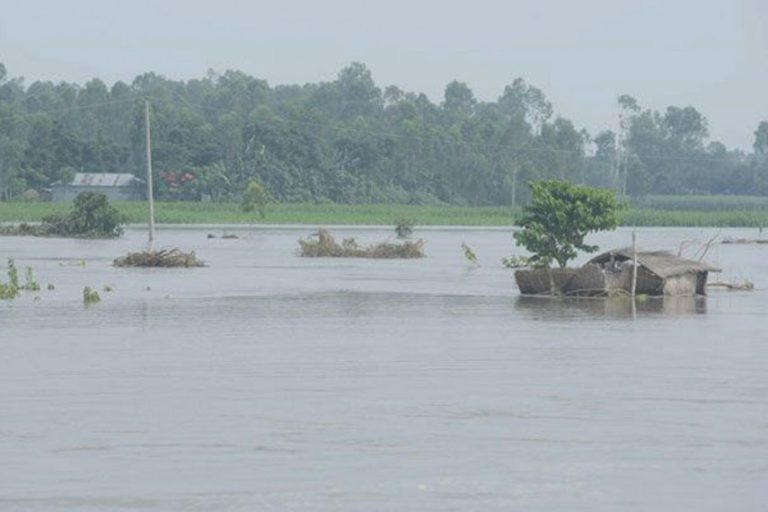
[707,280,754,291]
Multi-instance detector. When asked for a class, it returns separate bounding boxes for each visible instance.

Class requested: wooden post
[631,230,638,297]
[144,99,155,245]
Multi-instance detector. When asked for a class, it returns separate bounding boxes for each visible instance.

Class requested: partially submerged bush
[298,228,424,259]
[83,286,101,305]
[43,192,126,238]
[114,248,205,268]
[1,259,43,299]
[1,192,126,238]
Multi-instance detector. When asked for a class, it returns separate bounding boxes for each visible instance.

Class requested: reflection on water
[515,294,708,320]
[1,227,767,511]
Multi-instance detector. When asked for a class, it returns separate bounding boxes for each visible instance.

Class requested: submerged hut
[569,248,720,296]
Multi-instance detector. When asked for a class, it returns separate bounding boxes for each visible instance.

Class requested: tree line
[1,61,766,204]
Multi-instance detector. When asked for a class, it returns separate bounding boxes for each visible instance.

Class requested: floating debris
[707,280,755,291]
[114,249,205,268]
[721,238,768,245]
[298,229,424,259]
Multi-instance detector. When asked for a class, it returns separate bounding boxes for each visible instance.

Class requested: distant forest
[1,61,767,204]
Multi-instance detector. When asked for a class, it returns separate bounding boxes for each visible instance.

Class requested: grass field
[1,198,768,227]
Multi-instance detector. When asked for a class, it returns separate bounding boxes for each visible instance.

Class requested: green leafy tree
[43,191,126,238]
[513,180,621,268]
[241,180,268,219]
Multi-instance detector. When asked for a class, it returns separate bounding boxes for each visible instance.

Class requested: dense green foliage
[1,62,765,204]
[514,181,621,267]
[42,192,125,237]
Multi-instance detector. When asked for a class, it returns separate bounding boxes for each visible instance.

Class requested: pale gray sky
[1,0,765,149]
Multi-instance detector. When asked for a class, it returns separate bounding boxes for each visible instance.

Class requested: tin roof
[589,248,721,278]
[70,173,138,187]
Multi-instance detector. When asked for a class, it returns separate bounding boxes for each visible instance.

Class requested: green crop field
[2,198,768,227]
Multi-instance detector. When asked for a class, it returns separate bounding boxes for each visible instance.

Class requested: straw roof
[589,248,721,279]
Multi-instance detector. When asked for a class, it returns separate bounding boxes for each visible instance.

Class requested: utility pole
[631,230,638,297]
[615,110,623,196]
[144,99,156,245]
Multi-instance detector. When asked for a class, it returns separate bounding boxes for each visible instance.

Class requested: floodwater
[1,226,766,511]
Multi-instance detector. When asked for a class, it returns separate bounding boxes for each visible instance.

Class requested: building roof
[68,173,139,187]
[589,248,721,278]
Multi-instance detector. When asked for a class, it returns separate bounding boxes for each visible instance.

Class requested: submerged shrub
[82,286,101,305]
[298,228,424,259]
[42,192,126,238]
[1,260,44,299]
[394,218,415,239]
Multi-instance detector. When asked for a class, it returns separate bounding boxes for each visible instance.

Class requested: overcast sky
[1,0,765,150]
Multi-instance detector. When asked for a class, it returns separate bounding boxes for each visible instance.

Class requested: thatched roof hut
[569,248,720,296]
[513,248,721,297]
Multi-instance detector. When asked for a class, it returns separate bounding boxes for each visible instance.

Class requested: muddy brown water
[1,226,767,511]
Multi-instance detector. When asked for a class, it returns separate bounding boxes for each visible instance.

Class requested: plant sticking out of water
[1,259,20,299]
[1,259,45,299]
[394,218,415,239]
[82,286,101,305]
[7,259,19,289]
[23,266,40,291]
[461,242,480,267]
[1,192,126,238]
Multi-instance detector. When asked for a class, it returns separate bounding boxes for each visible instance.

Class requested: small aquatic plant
[24,267,40,291]
[1,260,45,299]
[7,259,19,289]
[461,242,479,267]
[82,287,101,305]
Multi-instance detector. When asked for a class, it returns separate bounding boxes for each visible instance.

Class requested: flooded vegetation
[298,228,424,258]
[113,248,205,268]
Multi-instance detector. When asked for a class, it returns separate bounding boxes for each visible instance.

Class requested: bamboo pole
[631,230,638,297]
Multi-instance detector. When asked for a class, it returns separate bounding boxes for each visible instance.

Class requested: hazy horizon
[2,0,765,150]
